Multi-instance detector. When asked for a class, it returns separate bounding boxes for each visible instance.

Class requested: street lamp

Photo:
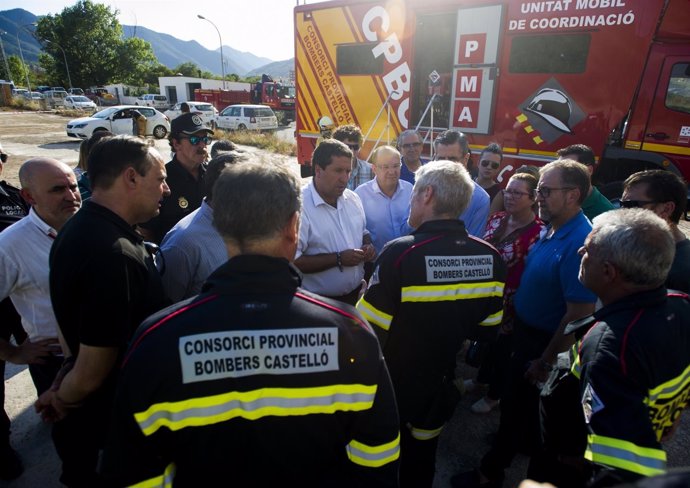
[197,14,226,90]
[0,32,12,82]
[42,39,72,90]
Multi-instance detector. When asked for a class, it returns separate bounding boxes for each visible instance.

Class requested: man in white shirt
[355,145,413,255]
[295,139,375,305]
[0,158,81,394]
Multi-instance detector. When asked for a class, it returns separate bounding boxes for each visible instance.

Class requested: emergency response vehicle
[294,0,690,200]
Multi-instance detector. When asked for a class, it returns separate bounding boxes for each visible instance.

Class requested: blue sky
[2,0,326,61]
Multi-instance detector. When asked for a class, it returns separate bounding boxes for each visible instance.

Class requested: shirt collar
[28,207,58,239]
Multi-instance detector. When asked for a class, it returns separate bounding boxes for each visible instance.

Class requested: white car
[66,105,170,139]
[64,96,97,111]
[217,104,278,131]
[165,102,218,128]
[136,94,169,110]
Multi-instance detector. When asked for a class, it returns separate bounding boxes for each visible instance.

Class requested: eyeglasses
[502,189,531,198]
[401,142,422,150]
[480,160,500,169]
[377,163,402,171]
[345,143,360,151]
[534,186,576,198]
[0,153,7,163]
[181,135,213,145]
[619,199,659,208]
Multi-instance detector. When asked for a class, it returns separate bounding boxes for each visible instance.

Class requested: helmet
[317,115,335,132]
[526,88,573,133]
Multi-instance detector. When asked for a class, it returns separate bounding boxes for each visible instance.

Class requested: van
[43,89,69,107]
[216,104,278,131]
[136,94,169,110]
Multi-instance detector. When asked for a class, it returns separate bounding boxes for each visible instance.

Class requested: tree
[34,0,157,88]
[7,55,28,88]
[172,62,201,77]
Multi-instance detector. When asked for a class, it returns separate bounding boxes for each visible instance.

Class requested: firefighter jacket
[567,287,690,480]
[357,219,506,439]
[101,255,400,488]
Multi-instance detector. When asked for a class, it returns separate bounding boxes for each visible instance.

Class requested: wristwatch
[336,251,343,272]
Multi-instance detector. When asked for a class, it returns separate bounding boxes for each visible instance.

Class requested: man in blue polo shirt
[453,159,596,488]
[433,130,490,237]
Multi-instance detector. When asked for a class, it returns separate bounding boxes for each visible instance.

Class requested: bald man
[0,158,81,389]
[0,158,81,477]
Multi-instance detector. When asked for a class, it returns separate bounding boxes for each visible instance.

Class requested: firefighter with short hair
[102,159,401,487]
[357,160,506,487]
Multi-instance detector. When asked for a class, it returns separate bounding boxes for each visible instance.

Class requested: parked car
[164,102,218,128]
[43,89,69,107]
[23,91,45,101]
[66,105,170,139]
[216,104,278,131]
[136,94,169,110]
[35,85,51,93]
[68,88,84,95]
[11,88,29,98]
[64,95,98,111]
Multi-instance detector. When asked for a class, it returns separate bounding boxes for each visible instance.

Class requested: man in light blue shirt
[433,130,490,237]
[160,153,239,301]
[355,145,413,255]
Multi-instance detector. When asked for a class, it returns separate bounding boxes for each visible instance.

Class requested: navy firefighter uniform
[357,219,506,485]
[568,287,690,484]
[101,255,401,488]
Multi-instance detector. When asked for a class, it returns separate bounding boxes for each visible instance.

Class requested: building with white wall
[157,77,250,104]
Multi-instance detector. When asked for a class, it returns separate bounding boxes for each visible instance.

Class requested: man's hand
[524,359,551,386]
[341,248,367,266]
[35,390,69,423]
[6,338,60,365]
[361,243,376,262]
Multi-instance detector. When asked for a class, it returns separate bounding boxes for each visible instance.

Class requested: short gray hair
[213,159,302,246]
[396,129,423,148]
[589,209,674,287]
[414,160,473,218]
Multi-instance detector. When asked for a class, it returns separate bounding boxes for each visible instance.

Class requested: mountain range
[0,8,294,79]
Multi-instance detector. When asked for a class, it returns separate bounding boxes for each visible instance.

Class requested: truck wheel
[238,124,247,131]
[153,125,168,139]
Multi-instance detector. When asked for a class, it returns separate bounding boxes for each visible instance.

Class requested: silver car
[217,104,278,131]
[165,102,218,129]
[66,105,170,139]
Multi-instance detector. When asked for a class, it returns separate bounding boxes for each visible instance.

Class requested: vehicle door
[641,56,690,165]
[140,108,156,135]
[110,108,134,135]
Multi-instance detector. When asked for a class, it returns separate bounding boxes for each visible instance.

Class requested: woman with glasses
[465,172,546,414]
[475,143,503,203]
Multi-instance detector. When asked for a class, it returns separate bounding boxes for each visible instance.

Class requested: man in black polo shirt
[35,136,171,488]
[139,112,213,243]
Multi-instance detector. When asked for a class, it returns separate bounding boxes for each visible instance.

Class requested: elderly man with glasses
[139,113,213,243]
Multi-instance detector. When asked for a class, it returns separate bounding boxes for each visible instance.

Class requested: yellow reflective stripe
[356,298,393,331]
[646,363,690,404]
[135,384,377,436]
[346,433,401,467]
[570,343,582,379]
[127,463,175,488]
[401,281,504,302]
[408,424,443,440]
[585,434,666,476]
[478,309,503,327]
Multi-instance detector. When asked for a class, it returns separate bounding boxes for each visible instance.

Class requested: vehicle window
[665,63,690,114]
[337,43,384,75]
[197,105,212,112]
[114,110,129,120]
[93,107,117,119]
[245,108,255,117]
[156,96,166,101]
[141,108,155,117]
[257,108,274,117]
[509,34,590,73]
[230,107,241,117]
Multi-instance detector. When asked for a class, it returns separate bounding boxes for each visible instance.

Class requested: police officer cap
[171,112,214,137]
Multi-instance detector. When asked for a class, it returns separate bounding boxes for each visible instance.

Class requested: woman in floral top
[467,172,545,413]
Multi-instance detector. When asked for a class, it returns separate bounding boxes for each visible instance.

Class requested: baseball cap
[171,113,213,137]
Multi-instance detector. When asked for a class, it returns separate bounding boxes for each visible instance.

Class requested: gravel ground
[1,110,688,488]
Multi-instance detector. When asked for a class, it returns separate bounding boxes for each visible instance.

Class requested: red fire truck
[194,75,296,121]
[294,0,690,198]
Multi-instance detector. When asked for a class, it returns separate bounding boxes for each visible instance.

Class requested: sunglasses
[0,153,7,163]
[480,160,500,169]
[181,135,213,145]
[619,199,659,208]
[401,142,422,150]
